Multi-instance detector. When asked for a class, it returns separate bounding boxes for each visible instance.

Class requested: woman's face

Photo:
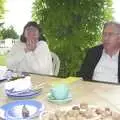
[24,26,40,41]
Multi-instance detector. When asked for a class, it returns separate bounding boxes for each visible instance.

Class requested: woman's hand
[25,38,37,52]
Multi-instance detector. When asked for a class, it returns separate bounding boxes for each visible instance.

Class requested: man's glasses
[103,32,120,37]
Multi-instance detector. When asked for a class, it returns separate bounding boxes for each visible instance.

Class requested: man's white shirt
[92,50,119,83]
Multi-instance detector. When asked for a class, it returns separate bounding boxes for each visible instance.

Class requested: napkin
[4,76,32,92]
[0,108,5,119]
[52,77,81,85]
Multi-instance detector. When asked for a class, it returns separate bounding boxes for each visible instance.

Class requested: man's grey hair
[103,21,120,33]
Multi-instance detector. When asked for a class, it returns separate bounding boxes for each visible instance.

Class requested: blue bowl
[1,100,44,120]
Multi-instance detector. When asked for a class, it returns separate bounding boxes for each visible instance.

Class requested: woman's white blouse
[7,41,53,75]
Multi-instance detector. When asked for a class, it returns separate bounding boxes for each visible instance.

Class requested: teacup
[50,84,69,100]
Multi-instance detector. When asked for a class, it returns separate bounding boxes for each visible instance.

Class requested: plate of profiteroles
[40,103,120,120]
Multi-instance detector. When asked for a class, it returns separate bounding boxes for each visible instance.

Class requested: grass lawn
[0,55,7,65]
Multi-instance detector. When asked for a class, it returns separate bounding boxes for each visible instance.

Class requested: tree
[0,26,19,39]
[0,0,5,19]
[32,0,112,77]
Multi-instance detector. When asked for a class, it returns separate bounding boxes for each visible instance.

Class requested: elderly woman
[7,21,53,75]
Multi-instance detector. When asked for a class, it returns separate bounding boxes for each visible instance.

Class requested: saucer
[47,92,72,104]
[6,88,42,99]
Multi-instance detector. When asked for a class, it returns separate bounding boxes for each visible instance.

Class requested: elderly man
[79,21,120,83]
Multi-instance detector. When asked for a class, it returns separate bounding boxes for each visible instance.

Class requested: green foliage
[0,26,19,39]
[32,0,112,77]
[0,0,5,19]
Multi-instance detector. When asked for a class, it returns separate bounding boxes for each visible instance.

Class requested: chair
[51,52,60,76]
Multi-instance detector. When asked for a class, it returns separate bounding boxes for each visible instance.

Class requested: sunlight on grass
[0,55,7,65]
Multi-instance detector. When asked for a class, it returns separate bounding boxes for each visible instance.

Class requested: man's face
[103,25,120,50]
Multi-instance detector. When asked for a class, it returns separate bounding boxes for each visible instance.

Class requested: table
[0,74,120,118]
